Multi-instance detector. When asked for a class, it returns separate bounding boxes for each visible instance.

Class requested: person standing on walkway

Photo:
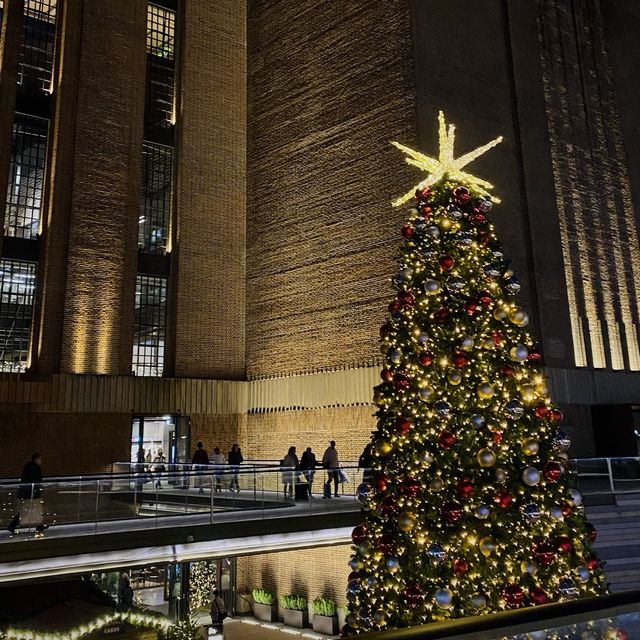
[281,446,299,498]
[192,441,209,494]
[210,588,227,632]
[300,446,317,497]
[8,453,47,535]
[210,446,226,493]
[153,448,166,489]
[322,440,340,498]
[358,442,374,484]
[228,444,243,492]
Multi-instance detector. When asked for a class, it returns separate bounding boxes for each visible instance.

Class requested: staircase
[588,495,640,592]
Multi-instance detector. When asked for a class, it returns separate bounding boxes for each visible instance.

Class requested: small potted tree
[252,587,277,622]
[312,598,338,635]
[280,594,308,629]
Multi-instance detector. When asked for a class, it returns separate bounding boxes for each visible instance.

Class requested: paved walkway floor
[222,618,335,639]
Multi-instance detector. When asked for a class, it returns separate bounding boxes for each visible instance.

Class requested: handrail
[358,588,640,639]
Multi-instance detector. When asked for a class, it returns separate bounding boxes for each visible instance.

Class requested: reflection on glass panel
[133,274,166,377]
[146,4,175,127]
[5,114,48,239]
[0,259,36,373]
[20,0,57,95]
[139,142,172,254]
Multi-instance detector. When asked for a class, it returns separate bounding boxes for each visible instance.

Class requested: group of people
[280,440,347,498]
[192,442,244,494]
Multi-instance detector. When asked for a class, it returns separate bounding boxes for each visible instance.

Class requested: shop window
[5,113,48,239]
[19,0,58,95]
[139,141,172,254]
[133,274,166,377]
[0,259,36,372]
[146,4,175,128]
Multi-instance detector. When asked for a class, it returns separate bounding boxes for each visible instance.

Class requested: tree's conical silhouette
[345,114,606,634]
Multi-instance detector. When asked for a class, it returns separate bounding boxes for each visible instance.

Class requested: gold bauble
[398,511,417,532]
[493,307,508,321]
[482,338,495,350]
[508,308,527,325]
[419,384,435,401]
[479,537,495,557]
[477,448,497,467]
[521,438,540,456]
[448,371,462,385]
[375,440,392,456]
[477,382,494,399]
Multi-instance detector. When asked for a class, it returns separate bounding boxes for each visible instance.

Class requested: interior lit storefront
[129,415,190,465]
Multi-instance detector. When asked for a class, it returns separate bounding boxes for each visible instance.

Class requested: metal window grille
[146,4,175,128]
[0,259,36,373]
[19,0,57,95]
[139,142,173,254]
[5,114,48,239]
[133,275,166,377]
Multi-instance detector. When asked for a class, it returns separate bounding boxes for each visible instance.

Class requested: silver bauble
[577,567,590,583]
[504,276,521,294]
[429,478,444,491]
[349,558,362,571]
[505,399,525,419]
[373,610,386,626]
[555,430,571,451]
[570,488,583,506]
[470,414,485,429]
[367,576,378,587]
[522,561,538,575]
[477,448,496,468]
[389,349,403,364]
[522,503,541,522]
[417,332,429,345]
[419,385,435,401]
[446,204,463,220]
[446,275,465,292]
[528,632,547,640]
[357,483,373,502]
[549,506,564,521]
[347,579,362,595]
[478,197,493,212]
[460,335,475,351]
[434,400,451,415]
[522,467,541,486]
[399,267,414,281]
[483,263,502,278]
[470,593,487,610]
[386,556,400,572]
[558,578,578,598]
[426,543,447,563]
[424,279,441,295]
[419,450,434,465]
[495,468,507,483]
[456,231,473,245]
[434,588,453,608]
[426,225,440,239]
[474,504,490,519]
[510,345,529,361]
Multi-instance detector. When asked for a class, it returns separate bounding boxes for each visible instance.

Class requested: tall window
[0,259,36,372]
[139,142,172,254]
[133,275,166,376]
[19,0,58,95]
[146,4,175,128]
[5,114,48,239]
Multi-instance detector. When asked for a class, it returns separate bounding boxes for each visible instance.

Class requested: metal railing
[572,456,640,497]
[0,465,368,541]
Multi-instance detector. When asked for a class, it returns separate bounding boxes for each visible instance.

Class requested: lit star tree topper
[344,112,609,636]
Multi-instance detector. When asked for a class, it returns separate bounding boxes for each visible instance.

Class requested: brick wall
[246,0,416,379]
[173,0,246,379]
[236,544,352,610]
[190,413,247,459]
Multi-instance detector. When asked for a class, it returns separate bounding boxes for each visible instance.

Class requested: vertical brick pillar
[173,0,246,380]
[0,0,23,250]
[58,1,146,375]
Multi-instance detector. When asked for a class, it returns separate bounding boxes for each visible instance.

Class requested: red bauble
[494,490,513,508]
[415,186,431,201]
[379,496,399,516]
[348,571,359,582]
[442,501,463,524]
[550,409,563,424]
[401,224,414,239]
[452,186,471,204]
[585,522,597,543]
[469,212,487,225]
[492,431,503,445]
[478,230,492,245]
[393,372,411,393]
[388,300,400,314]
[464,300,478,315]
[556,536,572,554]
[374,472,389,491]
[404,584,423,609]
[456,479,474,499]
[533,542,555,566]
[435,307,451,323]
[394,416,412,435]
[420,205,432,218]
[586,556,599,571]
[351,524,368,545]
[439,431,456,449]
[453,559,469,575]
[377,533,395,555]
[477,290,493,307]
[419,351,434,366]
[492,330,504,345]
[527,351,542,362]
[529,587,549,605]
[380,322,392,339]
[534,405,550,419]
[439,254,455,270]
[452,352,467,368]
[543,462,563,483]
[380,368,393,382]
[397,290,415,308]
[500,365,514,378]
[561,502,572,517]
[400,477,421,498]
[501,584,525,608]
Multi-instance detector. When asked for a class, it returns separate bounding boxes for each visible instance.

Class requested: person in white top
[210,447,226,493]
[321,440,340,498]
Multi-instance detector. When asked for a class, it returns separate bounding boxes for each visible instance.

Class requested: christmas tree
[345,112,607,634]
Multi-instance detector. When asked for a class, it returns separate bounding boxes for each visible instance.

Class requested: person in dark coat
[8,453,46,534]
[192,441,209,494]
[358,442,374,484]
[228,444,244,492]
[300,447,318,497]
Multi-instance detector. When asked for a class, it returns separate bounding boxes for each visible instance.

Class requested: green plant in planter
[312,598,337,617]
[252,587,276,605]
[280,594,307,611]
